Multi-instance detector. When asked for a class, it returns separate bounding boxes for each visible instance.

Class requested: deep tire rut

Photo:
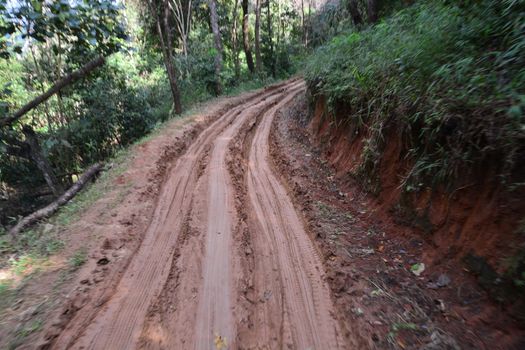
[49,80,347,349]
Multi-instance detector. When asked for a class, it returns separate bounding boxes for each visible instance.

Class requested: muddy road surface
[49,80,347,349]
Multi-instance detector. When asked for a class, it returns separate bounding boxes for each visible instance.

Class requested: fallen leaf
[410,263,425,276]
[214,333,227,349]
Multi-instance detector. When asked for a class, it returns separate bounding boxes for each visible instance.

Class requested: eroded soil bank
[270,93,525,349]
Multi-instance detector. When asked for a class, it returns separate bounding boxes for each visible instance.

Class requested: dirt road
[50,80,345,349]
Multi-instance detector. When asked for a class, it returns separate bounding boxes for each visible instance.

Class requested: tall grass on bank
[305,0,525,192]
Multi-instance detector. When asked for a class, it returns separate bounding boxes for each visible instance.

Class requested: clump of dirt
[270,94,525,349]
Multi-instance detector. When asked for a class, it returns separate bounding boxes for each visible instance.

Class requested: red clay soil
[309,96,525,330]
[3,80,523,350]
[270,93,525,349]
[27,79,357,349]
[308,97,525,273]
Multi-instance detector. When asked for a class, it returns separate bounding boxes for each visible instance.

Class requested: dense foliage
[2,0,522,248]
[305,0,525,192]
[0,0,308,227]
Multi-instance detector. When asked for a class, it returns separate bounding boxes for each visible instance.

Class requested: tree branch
[0,56,106,128]
[8,163,104,237]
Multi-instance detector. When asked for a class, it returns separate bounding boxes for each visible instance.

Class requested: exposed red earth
[30,79,351,349]
[3,79,522,350]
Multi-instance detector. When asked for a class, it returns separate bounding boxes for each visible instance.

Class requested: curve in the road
[50,80,346,350]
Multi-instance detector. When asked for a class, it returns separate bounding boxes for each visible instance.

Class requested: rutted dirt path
[241,91,344,349]
[46,79,346,349]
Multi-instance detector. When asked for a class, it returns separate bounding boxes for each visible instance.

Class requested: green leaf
[508,105,522,119]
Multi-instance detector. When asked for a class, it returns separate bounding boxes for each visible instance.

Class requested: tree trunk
[267,0,276,77]
[163,0,183,114]
[169,0,192,57]
[348,0,363,26]
[242,0,255,73]
[30,46,54,130]
[232,0,241,79]
[0,56,106,128]
[300,0,305,46]
[254,0,262,73]
[22,126,63,197]
[148,0,183,114]
[209,0,223,95]
[9,163,103,237]
[306,0,311,46]
[277,0,281,46]
[367,0,379,23]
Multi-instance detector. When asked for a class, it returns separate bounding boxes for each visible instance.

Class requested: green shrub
[305,0,525,192]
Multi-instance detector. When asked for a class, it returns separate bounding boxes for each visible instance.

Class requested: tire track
[53,81,297,350]
[242,85,346,349]
[138,81,304,350]
[49,79,344,350]
[193,93,283,349]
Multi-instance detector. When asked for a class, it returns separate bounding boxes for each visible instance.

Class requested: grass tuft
[68,249,87,269]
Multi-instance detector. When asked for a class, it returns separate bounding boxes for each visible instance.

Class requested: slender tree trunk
[182,0,191,56]
[242,0,255,73]
[147,1,183,111]
[306,0,311,47]
[277,0,281,46]
[367,0,379,23]
[209,0,223,95]
[169,0,192,58]
[267,0,276,77]
[348,0,363,26]
[300,0,306,46]
[22,126,63,197]
[232,0,241,79]
[161,0,183,114]
[30,47,54,129]
[55,36,68,128]
[153,15,173,88]
[281,1,285,40]
[254,0,262,73]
